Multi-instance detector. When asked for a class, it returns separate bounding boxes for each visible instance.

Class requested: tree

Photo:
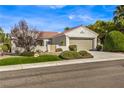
[104,31,124,52]
[64,27,70,30]
[11,20,39,52]
[88,20,117,44]
[113,5,124,31]
[0,27,11,52]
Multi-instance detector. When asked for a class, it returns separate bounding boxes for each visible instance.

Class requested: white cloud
[36,5,66,9]
[78,15,94,21]
[68,15,75,20]
[68,14,94,22]
[49,5,66,9]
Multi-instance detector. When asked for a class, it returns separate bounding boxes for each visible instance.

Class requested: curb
[0,57,124,72]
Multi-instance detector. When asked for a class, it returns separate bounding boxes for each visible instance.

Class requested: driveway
[89,51,124,60]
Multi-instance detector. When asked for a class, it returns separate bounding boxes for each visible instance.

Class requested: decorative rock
[34,53,39,57]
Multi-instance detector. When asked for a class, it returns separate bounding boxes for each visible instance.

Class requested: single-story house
[11,25,98,53]
[35,25,98,52]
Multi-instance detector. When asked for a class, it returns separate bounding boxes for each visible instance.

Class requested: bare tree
[11,20,39,52]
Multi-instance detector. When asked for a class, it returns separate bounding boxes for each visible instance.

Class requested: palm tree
[113,5,124,31]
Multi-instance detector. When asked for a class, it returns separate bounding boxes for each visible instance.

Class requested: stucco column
[11,40,16,53]
[93,38,97,49]
[66,36,70,50]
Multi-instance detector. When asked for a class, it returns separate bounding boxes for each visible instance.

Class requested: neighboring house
[11,25,98,53]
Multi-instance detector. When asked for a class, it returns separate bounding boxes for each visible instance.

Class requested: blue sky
[0,5,116,33]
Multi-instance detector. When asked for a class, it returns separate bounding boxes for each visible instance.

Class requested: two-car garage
[69,38,94,51]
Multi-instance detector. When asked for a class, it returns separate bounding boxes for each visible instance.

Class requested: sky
[0,5,116,33]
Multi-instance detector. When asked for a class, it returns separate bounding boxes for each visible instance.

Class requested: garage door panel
[70,38,93,51]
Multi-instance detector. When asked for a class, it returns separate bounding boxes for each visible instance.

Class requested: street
[1,60,124,88]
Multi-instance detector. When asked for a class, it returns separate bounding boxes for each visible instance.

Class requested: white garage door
[70,38,93,51]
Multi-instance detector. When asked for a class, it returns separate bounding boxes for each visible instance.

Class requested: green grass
[0,55,62,66]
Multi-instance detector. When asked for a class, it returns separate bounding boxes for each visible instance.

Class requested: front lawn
[0,51,93,66]
[0,55,62,66]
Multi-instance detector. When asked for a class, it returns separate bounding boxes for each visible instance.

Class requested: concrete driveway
[89,51,124,60]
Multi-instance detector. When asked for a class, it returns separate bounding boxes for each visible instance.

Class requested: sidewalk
[0,51,124,72]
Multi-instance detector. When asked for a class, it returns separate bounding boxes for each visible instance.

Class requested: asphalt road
[1,60,124,88]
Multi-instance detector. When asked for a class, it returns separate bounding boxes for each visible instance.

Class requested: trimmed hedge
[69,45,77,51]
[103,31,124,52]
[59,51,81,59]
[59,50,93,60]
[96,45,103,51]
[79,51,93,58]
[0,55,62,66]
[19,52,34,56]
[56,48,63,52]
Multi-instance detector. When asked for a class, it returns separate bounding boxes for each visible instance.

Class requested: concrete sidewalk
[0,51,124,72]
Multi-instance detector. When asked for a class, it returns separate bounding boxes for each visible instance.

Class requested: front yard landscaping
[0,50,93,66]
[59,50,93,60]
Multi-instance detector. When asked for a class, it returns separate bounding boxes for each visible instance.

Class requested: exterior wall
[56,45,68,51]
[52,35,66,46]
[34,39,49,52]
[65,26,98,38]
[52,35,69,51]
[47,45,56,52]
[66,36,70,49]
[33,45,47,52]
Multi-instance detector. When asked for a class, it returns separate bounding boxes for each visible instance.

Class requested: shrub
[1,44,8,52]
[79,50,88,56]
[96,45,103,51]
[69,45,77,51]
[103,31,124,52]
[79,50,93,58]
[0,45,2,52]
[56,48,63,52]
[20,51,34,56]
[15,50,20,55]
[59,51,81,59]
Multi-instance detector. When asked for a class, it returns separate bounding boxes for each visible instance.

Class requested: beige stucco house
[11,25,98,53]
[35,25,98,52]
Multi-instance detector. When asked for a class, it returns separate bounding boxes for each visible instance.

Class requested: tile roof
[37,25,98,39]
[38,31,59,39]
